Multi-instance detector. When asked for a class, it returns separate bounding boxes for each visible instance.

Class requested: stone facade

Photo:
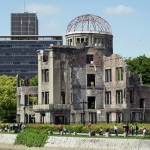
[32,44,150,124]
[16,85,38,123]
[17,14,150,124]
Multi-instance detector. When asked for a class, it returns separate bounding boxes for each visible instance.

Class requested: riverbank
[0,134,150,150]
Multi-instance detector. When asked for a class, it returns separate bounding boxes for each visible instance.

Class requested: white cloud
[24,3,61,15]
[104,5,134,14]
[44,21,61,29]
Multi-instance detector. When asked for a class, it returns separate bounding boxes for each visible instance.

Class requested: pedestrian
[106,128,111,135]
[10,123,13,130]
[58,124,63,134]
[123,123,126,133]
[125,123,129,136]
[131,124,135,135]
[99,127,103,135]
[21,123,26,131]
[135,124,139,135]
[114,124,118,136]
[143,128,147,136]
[127,124,129,135]
[19,122,23,131]
[63,126,67,135]
[87,123,91,133]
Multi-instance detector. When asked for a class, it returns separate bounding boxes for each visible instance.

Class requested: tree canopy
[126,55,150,85]
[29,75,38,86]
[0,75,16,122]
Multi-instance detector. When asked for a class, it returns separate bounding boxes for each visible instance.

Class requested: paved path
[52,131,144,137]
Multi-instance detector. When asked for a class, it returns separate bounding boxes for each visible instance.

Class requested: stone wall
[0,134,150,150]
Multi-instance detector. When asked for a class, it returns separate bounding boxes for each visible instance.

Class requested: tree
[126,55,150,85]
[0,75,16,122]
[29,75,38,86]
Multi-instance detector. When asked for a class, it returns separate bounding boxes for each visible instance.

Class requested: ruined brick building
[17,14,150,124]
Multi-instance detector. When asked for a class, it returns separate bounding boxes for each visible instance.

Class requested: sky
[0,0,150,58]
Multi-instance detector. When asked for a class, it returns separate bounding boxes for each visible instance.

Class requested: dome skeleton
[66,14,112,34]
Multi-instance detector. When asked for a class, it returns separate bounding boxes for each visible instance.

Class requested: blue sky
[0,0,150,58]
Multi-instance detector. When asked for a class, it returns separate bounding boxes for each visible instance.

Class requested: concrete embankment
[0,134,150,150]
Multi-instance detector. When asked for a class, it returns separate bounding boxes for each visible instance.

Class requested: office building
[0,12,63,78]
[11,12,38,36]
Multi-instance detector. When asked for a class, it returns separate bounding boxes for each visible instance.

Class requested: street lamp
[79,100,87,125]
[23,106,25,124]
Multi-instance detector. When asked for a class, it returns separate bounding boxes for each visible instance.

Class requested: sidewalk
[51,131,144,137]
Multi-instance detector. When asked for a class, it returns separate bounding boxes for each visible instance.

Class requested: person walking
[114,124,118,136]
[63,126,67,135]
[87,123,91,133]
[135,124,139,135]
[58,124,63,134]
[131,124,135,135]
[123,123,126,133]
[143,128,147,136]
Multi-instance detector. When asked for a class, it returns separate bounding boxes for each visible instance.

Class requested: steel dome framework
[66,14,112,34]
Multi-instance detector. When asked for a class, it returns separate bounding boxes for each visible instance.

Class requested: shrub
[14,128,48,147]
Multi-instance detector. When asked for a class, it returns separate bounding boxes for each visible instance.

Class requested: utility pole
[79,100,87,125]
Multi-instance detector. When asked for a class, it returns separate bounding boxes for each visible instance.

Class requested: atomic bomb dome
[66,14,113,51]
[66,14,112,35]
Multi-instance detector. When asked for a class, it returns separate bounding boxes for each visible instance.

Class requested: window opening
[105,91,111,104]
[110,40,112,48]
[45,92,49,104]
[107,39,109,48]
[94,38,97,46]
[87,74,95,87]
[130,89,134,103]
[116,67,123,81]
[88,97,95,109]
[42,69,49,82]
[116,90,123,104]
[86,38,88,45]
[81,38,84,43]
[25,95,28,106]
[70,39,72,46]
[105,69,112,82]
[29,95,33,106]
[55,116,64,124]
[61,91,65,104]
[77,38,80,43]
[139,98,144,108]
[100,38,103,47]
[42,92,44,104]
[86,55,93,64]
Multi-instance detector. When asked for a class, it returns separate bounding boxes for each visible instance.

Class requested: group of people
[58,123,147,136]
[123,123,140,136]
[2,122,26,132]
[88,123,147,136]
[113,123,139,136]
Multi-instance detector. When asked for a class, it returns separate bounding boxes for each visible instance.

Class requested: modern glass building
[0,35,63,78]
[0,12,63,78]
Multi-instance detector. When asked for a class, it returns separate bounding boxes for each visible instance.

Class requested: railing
[33,104,71,111]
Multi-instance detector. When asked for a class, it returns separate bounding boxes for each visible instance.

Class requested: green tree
[29,75,38,86]
[126,55,150,85]
[0,75,16,122]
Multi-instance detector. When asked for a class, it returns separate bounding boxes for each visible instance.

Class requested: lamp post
[79,100,87,125]
[23,106,25,124]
